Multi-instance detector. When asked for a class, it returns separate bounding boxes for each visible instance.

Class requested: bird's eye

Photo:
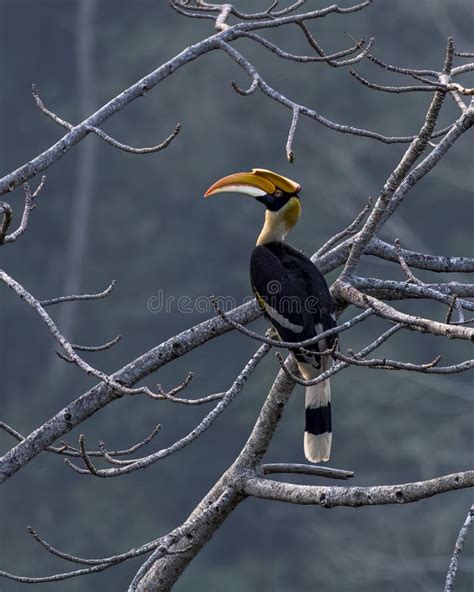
[274,189,283,198]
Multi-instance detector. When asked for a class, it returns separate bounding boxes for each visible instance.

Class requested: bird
[204,168,337,463]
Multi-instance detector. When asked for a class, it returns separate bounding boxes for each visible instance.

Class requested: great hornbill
[204,168,336,463]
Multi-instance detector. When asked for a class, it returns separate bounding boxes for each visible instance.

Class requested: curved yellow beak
[204,168,301,198]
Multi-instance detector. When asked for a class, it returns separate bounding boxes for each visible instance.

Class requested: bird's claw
[265,327,280,340]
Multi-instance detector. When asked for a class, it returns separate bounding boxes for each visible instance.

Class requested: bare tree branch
[445,503,474,592]
[0,298,263,484]
[40,280,116,306]
[211,298,373,349]
[0,177,45,244]
[0,202,13,243]
[349,68,474,96]
[241,471,474,507]
[0,35,220,195]
[0,421,163,459]
[262,463,354,480]
[219,40,453,145]
[316,197,373,258]
[2,4,474,590]
[33,83,183,154]
[0,270,163,399]
[87,122,182,154]
[286,106,300,162]
[364,238,474,273]
[240,30,372,64]
[351,277,474,310]
[339,41,453,279]
[275,324,403,386]
[170,0,374,26]
[339,283,474,341]
[64,344,270,477]
[0,488,235,585]
[70,334,122,353]
[1,0,465,200]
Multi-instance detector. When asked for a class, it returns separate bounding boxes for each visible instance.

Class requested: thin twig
[286,107,300,162]
[394,239,422,284]
[299,25,374,69]
[172,0,373,24]
[339,39,468,280]
[217,40,452,145]
[85,123,182,154]
[240,31,370,65]
[56,335,122,362]
[1,177,46,245]
[40,280,116,306]
[316,197,373,258]
[444,503,474,592]
[350,68,445,94]
[71,335,122,352]
[350,68,474,96]
[262,463,354,480]
[345,34,439,79]
[211,296,372,349]
[0,421,162,459]
[333,349,442,372]
[33,83,182,154]
[32,83,72,129]
[0,489,234,585]
[445,295,460,324]
[64,344,271,477]
[276,324,403,386]
[0,271,169,400]
[231,74,259,95]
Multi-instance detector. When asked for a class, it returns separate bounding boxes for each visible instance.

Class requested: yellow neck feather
[256,197,302,246]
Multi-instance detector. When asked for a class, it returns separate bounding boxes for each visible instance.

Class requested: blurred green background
[0,1,473,590]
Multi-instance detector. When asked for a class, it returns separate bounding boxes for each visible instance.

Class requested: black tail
[299,358,332,463]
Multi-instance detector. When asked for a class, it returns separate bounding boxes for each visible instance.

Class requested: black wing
[250,242,336,363]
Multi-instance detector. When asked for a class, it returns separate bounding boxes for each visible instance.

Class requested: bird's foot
[265,327,280,340]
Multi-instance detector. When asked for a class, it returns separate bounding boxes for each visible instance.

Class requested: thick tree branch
[241,471,474,507]
[135,358,298,591]
[0,35,222,195]
[2,5,474,590]
[338,283,474,341]
[351,277,474,310]
[0,488,235,585]
[0,300,262,483]
[319,236,474,275]
[2,0,465,201]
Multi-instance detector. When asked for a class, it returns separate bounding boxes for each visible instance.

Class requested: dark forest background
[0,1,473,590]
